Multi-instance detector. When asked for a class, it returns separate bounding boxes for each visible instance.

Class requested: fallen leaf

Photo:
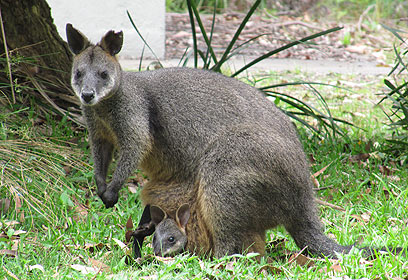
[0,249,17,257]
[330,263,343,272]
[225,261,235,271]
[126,217,133,230]
[88,257,110,273]
[127,183,138,194]
[289,253,315,268]
[0,220,19,227]
[63,165,72,175]
[378,165,393,176]
[155,255,176,265]
[346,44,369,54]
[81,242,106,253]
[258,264,283,275]
[112,237,132,255]
[313,162,332,178]
[0,198,11,214]
[28,264,45,273]
[349,153,370,163]
[360,212,371,223]
[71,264,97,275]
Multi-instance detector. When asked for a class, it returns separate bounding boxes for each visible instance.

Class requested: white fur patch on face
[163,240,185,256]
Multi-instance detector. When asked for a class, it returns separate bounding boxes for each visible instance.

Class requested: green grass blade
[231,26,343,77]
[127,10,163,68]
[260,81,355,93]
[211,0,261,72]
[187,0,219,67]
[186,0,198,68]
[138,44,145,72]
[381,23,406,44]
[203,0,218,68]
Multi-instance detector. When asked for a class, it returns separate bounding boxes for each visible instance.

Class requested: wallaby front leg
[92,139,114,198]
[100,149,139,208]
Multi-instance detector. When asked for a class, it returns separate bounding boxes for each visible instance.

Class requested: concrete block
[48,0,165,59]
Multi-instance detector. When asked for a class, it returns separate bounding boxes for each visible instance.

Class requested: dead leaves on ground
[0,220,25,258]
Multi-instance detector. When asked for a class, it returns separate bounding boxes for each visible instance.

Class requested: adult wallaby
[67,24,360,258]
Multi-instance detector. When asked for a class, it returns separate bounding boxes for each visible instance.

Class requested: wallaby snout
[81,89,95,104]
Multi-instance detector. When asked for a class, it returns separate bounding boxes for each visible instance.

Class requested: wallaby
[66,24,396,259]
[150,204,190,257]
[150,203,255,258]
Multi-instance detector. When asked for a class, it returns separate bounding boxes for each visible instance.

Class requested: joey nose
[81,90,95,104]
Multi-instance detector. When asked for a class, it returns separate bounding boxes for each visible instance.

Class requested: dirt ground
[165,12,396,64]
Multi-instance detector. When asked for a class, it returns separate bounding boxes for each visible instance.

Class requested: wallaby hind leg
[197,173,268,258]
[243,232,266,257]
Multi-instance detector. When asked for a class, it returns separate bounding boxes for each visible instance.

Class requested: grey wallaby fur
[66,24,362,258]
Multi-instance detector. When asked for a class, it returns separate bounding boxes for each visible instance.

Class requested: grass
[1,70,407,279]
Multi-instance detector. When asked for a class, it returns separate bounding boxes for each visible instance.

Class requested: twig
[0,8,16,104]
[312,162,332,178]
[26,71,84,126]
[313,185,333,192]
[3,266,21,280]
[357,4,375,32]
[90,265,103,280]
[315,198,346,212]
[273,20,325,32]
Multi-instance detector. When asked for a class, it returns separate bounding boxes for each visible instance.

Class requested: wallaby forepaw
[101,190,118,208]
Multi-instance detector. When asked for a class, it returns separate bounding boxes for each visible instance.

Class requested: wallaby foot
[132,205,155,258]
[100,189,119,208]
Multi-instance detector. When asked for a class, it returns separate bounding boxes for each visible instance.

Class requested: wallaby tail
[285,213,352,258]
[288,221,406,258]
[288,226,352,257]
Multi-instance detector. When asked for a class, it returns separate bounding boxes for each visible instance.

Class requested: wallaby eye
[168,236,175,243]
[74,70,82,80]
[100,71,108,80]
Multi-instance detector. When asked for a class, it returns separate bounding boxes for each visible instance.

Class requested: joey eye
[74,70,82,80]
[168,236,175,243]
[100,71,108,80]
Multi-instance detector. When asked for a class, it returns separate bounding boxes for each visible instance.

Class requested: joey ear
[99,30,123,56]
[66,23,91,55]
[176,204,190,229]
[150,205,166,225]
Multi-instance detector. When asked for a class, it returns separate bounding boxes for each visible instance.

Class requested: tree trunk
[0,0,81,123]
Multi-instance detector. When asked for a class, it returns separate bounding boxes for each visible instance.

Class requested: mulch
[165,12,392,63]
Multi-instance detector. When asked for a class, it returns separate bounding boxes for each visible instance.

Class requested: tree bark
[0,0,81,123]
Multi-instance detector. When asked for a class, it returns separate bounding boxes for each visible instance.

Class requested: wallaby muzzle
[81,90,95,104]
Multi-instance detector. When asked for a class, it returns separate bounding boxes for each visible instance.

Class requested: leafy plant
[378,24,408,163]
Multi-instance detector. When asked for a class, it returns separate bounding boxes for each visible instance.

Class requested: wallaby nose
[81,90,95,104]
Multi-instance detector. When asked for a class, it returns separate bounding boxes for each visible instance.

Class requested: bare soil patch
[165,12,393,64]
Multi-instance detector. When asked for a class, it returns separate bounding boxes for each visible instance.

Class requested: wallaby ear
[176,204,190,229]
[150,205,166,225]
[66,23,91,55]
[99,30,123,56]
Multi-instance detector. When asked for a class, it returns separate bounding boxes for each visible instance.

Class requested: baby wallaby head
[66,23,123,106]
[151,204,191,257]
